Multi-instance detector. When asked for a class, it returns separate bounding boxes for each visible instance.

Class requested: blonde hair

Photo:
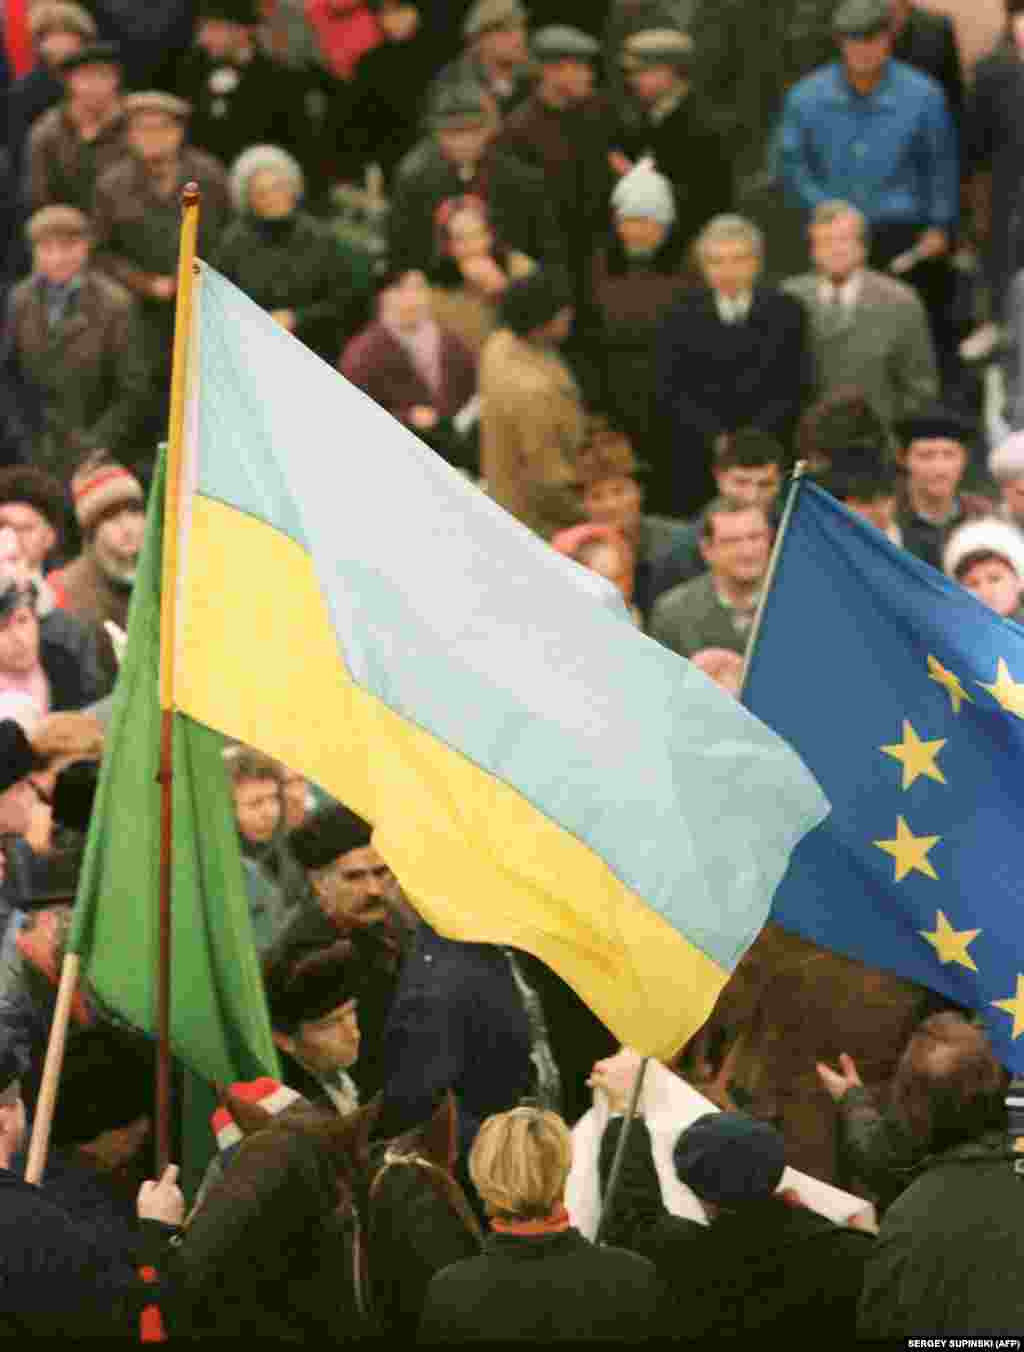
[469,1107,572,1220]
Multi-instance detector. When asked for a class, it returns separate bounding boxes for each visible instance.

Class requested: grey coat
[648,571,751,660]
[781,268,938,428]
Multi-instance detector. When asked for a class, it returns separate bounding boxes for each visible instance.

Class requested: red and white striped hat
[210,1077,304,1152]
[70,457,144,533]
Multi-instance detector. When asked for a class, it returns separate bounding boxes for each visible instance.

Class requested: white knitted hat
[611,158,676,227]
[943,517,1024,581]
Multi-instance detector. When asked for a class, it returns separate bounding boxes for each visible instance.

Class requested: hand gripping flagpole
[739,461,807,699]
[154,183,202,1174]
[594,1056,649,1246]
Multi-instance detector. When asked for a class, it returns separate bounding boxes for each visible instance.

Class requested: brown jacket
[3,269,151,481]
[339,321,476,423]
[479,329,586,540]
[26,104,129,213]
[49,549,131,688]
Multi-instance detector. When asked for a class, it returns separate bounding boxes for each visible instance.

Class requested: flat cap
[894,404,976,447]
[29,2,97,42]
[122,91,192,122]
[463,0,527,39]
[425,81,491,129]
[833,0,892,38]
[26,204,91,242]
[621,27,694,71]
[531,25,600,63]
[59,40,122,74]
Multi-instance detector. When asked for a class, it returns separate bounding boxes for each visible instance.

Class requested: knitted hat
[289,802,372,872]
[621,27,694,71]
[29,2,97,43]
[59,40,121,74]
[70,458,144,534]
[989,430,1024,484]
[498,269,572,337]
[26,205,91,244]
[122,91,192,123]
[894,404,975,449]
[229,144,304,213]
[944,518,1024,582]
[210,1078,305,1153]
[673,1112,786,1206]
[531,25,599,63]
[463,0,527,38]
[262,939,360,1033]
[47,1025,155,1147]
[611,158,676,227]
[0,466,66,530]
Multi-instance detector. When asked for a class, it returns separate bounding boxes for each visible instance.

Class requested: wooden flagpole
[738,460,807,699]
[155,183,202,1173]
[25,186,202,1184]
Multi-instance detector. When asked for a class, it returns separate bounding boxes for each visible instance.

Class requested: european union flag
[744,480,1024,1074]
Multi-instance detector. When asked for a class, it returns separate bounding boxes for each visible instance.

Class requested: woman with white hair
[214,144,367,361]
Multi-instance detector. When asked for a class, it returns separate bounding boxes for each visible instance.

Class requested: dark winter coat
[965,40,1024,301]
[1,269,151,479]
[894,4,963,128]
[653,284,811,514]
[345,33,441,184]
[5,64,64,189]
[599,1117,873,1340]
[376,922,532,1158]
[388,141,567,279]
[418,1225,664,1342]
[25,104,129,214]
[49,547,134,690]
[858,1132,1024,1338]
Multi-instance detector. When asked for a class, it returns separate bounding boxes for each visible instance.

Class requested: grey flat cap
[833,0,892,38]
[425,81,491,129]
[621,27,695,71]
[531,25,600,63]
[463,0,527,38]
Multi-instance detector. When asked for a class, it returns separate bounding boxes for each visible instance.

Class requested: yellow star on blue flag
[744,480,1024,1075]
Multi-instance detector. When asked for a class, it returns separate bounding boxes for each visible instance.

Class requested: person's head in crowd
[621,26,693,109]
[70,457,146,593]
[463,0,529,76]
[672,1111,786,1218]
[944,519,1024,619]
[26,205,92,289]
[895,406,973,519]
[809,199,868,284]
[195,0,259,61]
[0,1053,26,1167]
[368,0,421,43]
[377,267,433,332]
[224,746,284,848]
[611,158,676,262]
[470,1106,572,1223]
[282,769,311,832]
[289,801,400,928]
[263,940,362,1075]
[551,523,636,603]
[442,200,494,266]
[988,430,1024,530]
[833,0,893,89]
[44,1025,154,1172]
[122,93,191,169]
[828,458,901,539]
[59,41,122,117]
[230,144,303,220]
[711,429,785,511]
[797,386,888,475]
[427,82,498,174]
[498,269,573,346]
[690,647,745,697]
[0,565,44,689]
[28,1,96,72]
[0,713,101,838]
[1010,0,1024,54]
[0,468,65,578]
[888,1012,1007,1156]
[699,497,774,593]
[531,26,599,108]
[696,215,764,300]
[577,420,645,546]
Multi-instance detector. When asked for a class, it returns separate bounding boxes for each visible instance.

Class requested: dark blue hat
[673,1111,786,1206]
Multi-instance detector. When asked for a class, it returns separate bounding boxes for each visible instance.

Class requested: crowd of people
[1,0,1024,1340]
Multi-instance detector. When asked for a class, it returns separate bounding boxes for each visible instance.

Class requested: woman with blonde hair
[418,1105,663,1342]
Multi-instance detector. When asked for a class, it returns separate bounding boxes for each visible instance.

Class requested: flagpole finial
[181,181,201,208]
[793,459,808,480]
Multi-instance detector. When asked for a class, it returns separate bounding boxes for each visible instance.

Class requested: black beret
[289,802,373,872]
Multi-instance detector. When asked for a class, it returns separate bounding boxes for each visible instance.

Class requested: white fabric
[566,1059,868,1239]
[816,272,863,309]
[715,292,752,324]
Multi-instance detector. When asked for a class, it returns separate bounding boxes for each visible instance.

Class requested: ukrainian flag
[168,262,827,1060]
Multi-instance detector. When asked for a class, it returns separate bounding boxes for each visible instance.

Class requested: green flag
[68,448,279,1088]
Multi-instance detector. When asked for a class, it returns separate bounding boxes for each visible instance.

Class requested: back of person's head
[469,1106,572,1220]
[889,1013,1007,1154]
[713,428,786,473]
[672,1111,786,1208]
[825,458,899,505]
[223,744,283,789]
[797,387,888,471]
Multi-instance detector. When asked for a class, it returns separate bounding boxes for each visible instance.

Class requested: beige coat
[479,329,585,541]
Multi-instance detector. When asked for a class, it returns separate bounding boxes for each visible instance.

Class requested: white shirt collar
[715,290,752,323]
[817,271,863,308]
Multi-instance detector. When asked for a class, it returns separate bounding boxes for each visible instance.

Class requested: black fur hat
[289,802,372,872]
[262,940,360,1033]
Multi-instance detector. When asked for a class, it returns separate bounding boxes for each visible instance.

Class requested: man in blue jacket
[779,0,959,367]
